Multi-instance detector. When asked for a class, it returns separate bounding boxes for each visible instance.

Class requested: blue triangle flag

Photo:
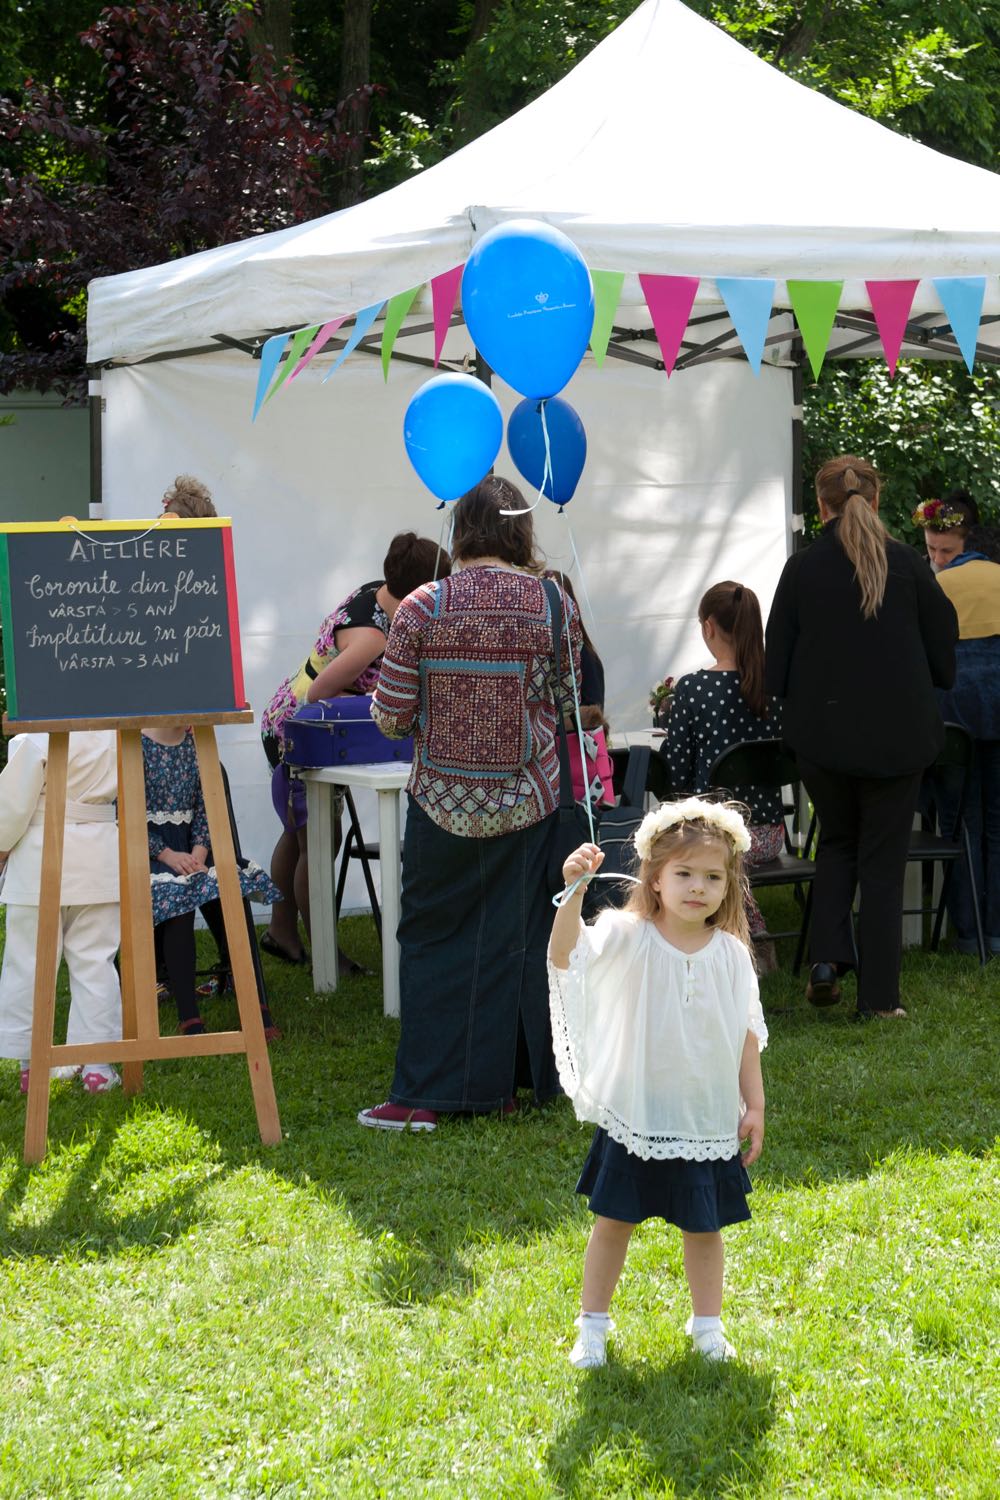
[322,301,385,382]
[716,278,775,373]
[933,277,986,373]
[251,333,289,421]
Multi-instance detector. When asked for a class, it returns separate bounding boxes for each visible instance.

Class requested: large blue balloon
[403,374,503,502]
[462,220,594,399]
[507,397,587,507]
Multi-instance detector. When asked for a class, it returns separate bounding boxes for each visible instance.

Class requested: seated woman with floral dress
[661,580,785,972]
[259,533,448,969]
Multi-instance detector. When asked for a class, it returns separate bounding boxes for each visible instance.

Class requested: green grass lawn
[0,902,997,1499]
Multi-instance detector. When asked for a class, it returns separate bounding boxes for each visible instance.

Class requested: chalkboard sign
[0,517,246,723]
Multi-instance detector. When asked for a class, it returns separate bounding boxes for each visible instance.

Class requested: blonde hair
[162,475,218,519]
[815,455,888,619]
[623,816,752,952]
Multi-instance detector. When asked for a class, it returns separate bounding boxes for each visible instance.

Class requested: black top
[662,670,784,825]
[581,643,605,708]
[765,520,958,777]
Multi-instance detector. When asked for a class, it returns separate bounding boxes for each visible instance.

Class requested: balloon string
[501,399,551,515]
[433,509,451,581]
[552,871,641,908]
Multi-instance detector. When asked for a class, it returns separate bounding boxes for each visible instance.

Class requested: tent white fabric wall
[101,343,791,905]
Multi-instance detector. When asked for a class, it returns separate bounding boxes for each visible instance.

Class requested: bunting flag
[590,269,625,367]
[638,274,699,376]
[787,280,843,379]
[866,279,919,377]
[289,317,348,382]
[716,277,775,373]
[431,265,464,366]
[381,286,422,380]
[263,324,319,405]
[322,301,384,383]
[251,333,290,422]
[933,276,986,373]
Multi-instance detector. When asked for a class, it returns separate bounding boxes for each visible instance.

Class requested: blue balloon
[507,397,587,507]
[403,374,503,502]
[462,220,594,399]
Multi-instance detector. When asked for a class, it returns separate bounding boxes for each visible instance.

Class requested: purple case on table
[283,695,413,767]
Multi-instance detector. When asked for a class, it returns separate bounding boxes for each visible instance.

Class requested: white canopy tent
[85,0,1000,898]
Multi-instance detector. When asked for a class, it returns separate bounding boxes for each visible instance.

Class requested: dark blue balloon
[403,374,503,502]
[507,397,587,506]
[462,220,594,399]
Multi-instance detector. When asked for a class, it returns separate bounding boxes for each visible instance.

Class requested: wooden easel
[6,709,281,1163]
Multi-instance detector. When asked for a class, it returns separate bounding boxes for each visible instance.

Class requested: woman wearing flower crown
[766,455,957,1019]
[548,798,766,1368]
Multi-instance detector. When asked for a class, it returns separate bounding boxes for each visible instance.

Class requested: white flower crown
[634,797,752,861]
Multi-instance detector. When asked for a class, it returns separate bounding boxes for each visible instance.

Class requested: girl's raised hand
[562,842,604,889]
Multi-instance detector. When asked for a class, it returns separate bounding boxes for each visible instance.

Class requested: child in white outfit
[0,732,122,1093]
[548,797,766,1367]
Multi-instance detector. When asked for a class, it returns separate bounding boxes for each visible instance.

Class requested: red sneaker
[357,1101,437,1132]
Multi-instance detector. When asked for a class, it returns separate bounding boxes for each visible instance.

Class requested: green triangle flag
[787,281,843,379]
[264,324,319,405]
[264,324,320,404]
[590,269,625,367]
[382,286,421,379]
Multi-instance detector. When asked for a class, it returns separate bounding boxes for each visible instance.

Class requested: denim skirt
[576,1128,752,1231]
[389,797,559,1112]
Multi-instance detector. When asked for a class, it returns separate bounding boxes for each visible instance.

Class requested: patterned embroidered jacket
[372,567,583,838]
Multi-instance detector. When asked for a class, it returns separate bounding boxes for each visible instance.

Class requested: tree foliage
[0,1,365,401]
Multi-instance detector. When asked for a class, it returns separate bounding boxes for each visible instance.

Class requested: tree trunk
[337,0,373,207]
[253,0,294,64]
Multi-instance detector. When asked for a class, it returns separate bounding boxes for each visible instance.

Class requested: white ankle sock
[577,1310,612,1328]
[687,1314,722,1335]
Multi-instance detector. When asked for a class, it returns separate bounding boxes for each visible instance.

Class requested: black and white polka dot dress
[661,669,784,825]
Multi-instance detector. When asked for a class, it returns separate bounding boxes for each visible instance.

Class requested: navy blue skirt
[576,1128,752,1231]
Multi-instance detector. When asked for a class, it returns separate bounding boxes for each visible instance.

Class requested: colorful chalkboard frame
[0,516,246,726]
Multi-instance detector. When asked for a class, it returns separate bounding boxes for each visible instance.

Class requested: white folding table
[301,762,409,1017]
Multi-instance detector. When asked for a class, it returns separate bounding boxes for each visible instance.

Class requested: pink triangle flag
[431,265,464,367]
[638,275,699,376]
[866,280,920,377]
[289,318,348,382]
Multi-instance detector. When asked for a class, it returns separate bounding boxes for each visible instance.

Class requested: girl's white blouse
[548,910,767,1162]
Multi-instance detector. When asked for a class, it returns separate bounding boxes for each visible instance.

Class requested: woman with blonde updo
[765,456,958,1019]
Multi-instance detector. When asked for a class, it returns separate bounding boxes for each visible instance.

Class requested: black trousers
[797,760,923,1012]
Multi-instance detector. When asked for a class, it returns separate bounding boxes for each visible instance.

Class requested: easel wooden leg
[23,733,68,1164]
[194,728,281,1147]
[119,731,159,1078]
[116,732,142,1095]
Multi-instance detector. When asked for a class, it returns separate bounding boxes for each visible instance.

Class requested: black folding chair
[334,786,383,945]
[707,739,817,973]
[906,723,987,964]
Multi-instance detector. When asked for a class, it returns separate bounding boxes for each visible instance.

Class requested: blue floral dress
[143,732,281,925]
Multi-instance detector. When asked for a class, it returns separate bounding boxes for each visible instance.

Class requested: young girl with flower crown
[548,798,767,1368]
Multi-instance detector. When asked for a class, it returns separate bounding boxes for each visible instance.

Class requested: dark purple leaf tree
[1,1,373,401]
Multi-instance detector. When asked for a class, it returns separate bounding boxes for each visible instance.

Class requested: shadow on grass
[0,1089,218,1259]
[548,1353,776,1497]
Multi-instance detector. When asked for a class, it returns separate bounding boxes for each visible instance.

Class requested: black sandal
[260,932,310,966]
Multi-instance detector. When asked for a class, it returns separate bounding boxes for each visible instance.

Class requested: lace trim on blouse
[147,809,193,825]
[549,934,763,1163]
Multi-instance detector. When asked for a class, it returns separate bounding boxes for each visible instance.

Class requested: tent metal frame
[88,304,1000,520]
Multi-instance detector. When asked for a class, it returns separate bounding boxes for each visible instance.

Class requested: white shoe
[81,1065,121,1094]
[569,1314,612,1369]
[686,1315,736,1361]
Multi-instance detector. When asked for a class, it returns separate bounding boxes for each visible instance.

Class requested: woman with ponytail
[766,456,958,1019]
[662,581,784,970]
